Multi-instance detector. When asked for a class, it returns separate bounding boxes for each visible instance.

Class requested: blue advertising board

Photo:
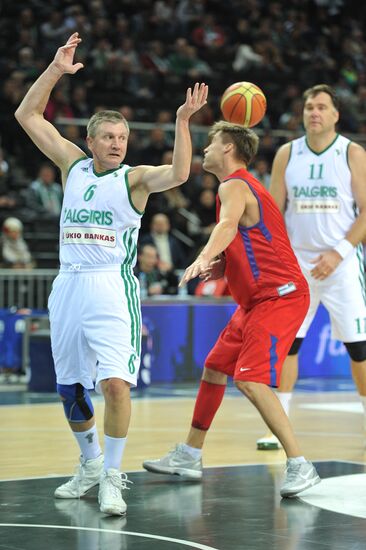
[140,302,351,383]
[0,303,352,390]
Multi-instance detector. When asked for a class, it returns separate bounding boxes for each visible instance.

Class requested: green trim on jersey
[67,156,87,178]
[287,142,293,164]
[305,134,339,156]
[125,169,144,216]
[346,141,351,170]
[356,244,366,305]
[120,264,141,356]
[122,227,138,266]
[128,354,137,374]
[121,228,141,354]
[92,162,125,177]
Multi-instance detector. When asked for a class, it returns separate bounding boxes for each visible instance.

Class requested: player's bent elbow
[172,174,189,188]
[14,107,22,122]
[14,107,31,126]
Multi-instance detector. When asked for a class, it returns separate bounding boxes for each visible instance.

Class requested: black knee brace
[288,337,304,356]
[343,341,366,362]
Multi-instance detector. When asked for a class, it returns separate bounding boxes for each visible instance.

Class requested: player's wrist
[48,62,66,78]
[334,239,353,259]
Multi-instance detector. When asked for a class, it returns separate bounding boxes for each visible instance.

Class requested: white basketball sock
[73,425,102,461]
[277,392,293,417]
[104,435,127,470]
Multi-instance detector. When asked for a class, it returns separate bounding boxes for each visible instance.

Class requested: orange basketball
[220,82,267,127]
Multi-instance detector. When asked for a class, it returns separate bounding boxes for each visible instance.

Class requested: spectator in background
[183,154,204,201]
[200,172,218,191]
[0,147,26,224]
[69,85,91,119]
[160,151,189,208]
[250,158,271,189]
[25,162,63,219]
[62,124,88,154]
[168,38,196,78]
[141,128,172,165]
[257,131,277,165]
[44,86,74,122]
[191,13,226,50]
[140,212,186,271]
[140,40,170,88]
[135,243,178,297]
[40,10,68,61]
[187,188,216,248]
[17,47,41,81]
[0,217,33,269]
[279,98,304,133]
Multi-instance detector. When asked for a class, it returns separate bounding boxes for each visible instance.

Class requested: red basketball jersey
[217,168,308,309]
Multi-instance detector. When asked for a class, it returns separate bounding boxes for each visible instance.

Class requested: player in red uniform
[143,122,320,497]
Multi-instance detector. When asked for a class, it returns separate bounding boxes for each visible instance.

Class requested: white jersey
[60,158,142,267]
[284,134,356,253]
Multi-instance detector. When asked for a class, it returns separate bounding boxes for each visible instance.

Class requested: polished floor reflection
[1,461,365,550]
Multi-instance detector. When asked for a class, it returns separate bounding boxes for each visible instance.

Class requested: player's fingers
[67,32,80,41]
[62,40,81,51]
[70,63,84,73]
[198,83,208,104]
[179,267,191,285]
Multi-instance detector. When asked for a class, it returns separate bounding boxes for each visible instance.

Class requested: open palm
[53,33,84,75]
[176,82,209,120]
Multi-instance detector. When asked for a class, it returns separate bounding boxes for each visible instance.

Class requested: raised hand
[52,33,84,75]
[176,83,209,121]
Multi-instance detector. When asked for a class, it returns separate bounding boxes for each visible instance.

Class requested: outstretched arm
[15,33,86,179]
[129,83,208,197]
[180,180,245,285]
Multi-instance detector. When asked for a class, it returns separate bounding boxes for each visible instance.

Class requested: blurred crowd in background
[0,0,365,294]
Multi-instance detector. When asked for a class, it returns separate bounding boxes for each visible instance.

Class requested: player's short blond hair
[87,110,130,138]
[208,121,259,166]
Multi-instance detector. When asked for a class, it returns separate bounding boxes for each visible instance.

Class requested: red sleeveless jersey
[217,168,308,309]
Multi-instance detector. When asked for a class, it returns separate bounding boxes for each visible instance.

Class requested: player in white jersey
[257,84,366,451]
[15,33,208,515]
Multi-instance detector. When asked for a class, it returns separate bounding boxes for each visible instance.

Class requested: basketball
[220,82,267,127]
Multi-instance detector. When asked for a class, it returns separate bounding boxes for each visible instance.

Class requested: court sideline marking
[0,523,220,550]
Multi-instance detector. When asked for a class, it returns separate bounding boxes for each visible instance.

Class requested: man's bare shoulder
[348,141,366,157]
[275,141,292,159]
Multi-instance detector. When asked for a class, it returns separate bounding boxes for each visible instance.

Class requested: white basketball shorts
[48,264,141,392]
[295,246,366,342]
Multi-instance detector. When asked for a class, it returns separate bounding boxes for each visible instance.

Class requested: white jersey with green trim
[60,157,142,267]
[284,134,356,253]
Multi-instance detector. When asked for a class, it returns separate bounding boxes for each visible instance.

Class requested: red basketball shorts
[204,293,310,387]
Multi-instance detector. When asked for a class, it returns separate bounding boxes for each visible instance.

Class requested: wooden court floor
[1,384,366,549]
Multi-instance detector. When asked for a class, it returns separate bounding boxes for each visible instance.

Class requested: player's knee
[101,378,130,402]
[57,383,94,422]
[234,379,256,399]
[202,367,227,385]
[343,341,366,362]
[288,337,304,356]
